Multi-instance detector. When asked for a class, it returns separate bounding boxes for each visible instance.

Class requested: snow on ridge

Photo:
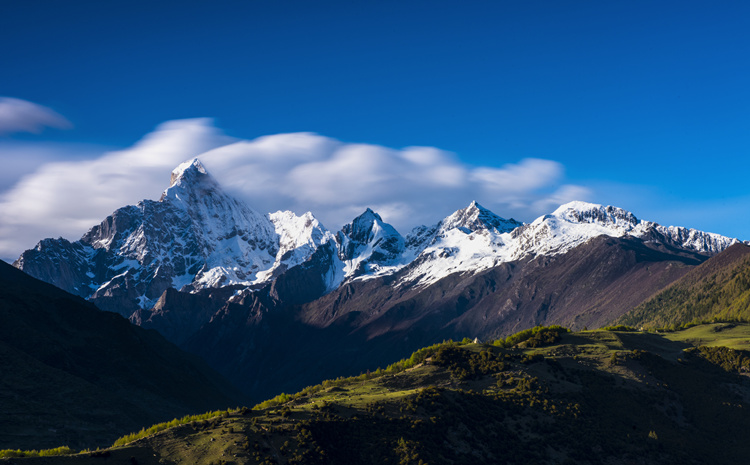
[549,201,737,255]
[397,200,740,289]
[253,210,338,282]
[15,155,743,312]
[440,200,523,235]
[337,208,407,281]
[170,158,208,186]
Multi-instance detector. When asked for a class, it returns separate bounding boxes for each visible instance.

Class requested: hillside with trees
[8,324,750,464]
[619,243,750,329]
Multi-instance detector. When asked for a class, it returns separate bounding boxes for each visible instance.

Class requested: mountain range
[13,158,746,400]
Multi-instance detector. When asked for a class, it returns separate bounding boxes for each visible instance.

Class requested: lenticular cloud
[0,97,72,135]
[0,118,590,259]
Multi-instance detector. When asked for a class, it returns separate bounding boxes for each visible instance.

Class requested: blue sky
[1,1,749,259]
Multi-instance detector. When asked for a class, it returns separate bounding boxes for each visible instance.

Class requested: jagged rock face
[336,208,405,278]
[12,237,92,297]
[130,287,230,346]
[439,200,523,235]
[14,159,336,316]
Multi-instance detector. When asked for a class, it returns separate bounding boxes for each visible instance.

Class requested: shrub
[112,409,233,446]
[0,446,74,458]
[493,325,569,348]
[431,346,506,380]
[600,325,638,332]
[687,346,750,373]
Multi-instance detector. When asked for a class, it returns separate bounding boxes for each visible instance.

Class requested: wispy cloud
[197,133,591,232]
[0,119,232,259]
[0,97,72,135]
[0,119,590,260]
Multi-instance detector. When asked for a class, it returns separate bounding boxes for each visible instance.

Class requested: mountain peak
[356,207,382,223]
[337,209,405,273]
[161,158,225,206]
[441,201,522,234]
[552,201,638,228]
[342,208,388,243]
[170,158,209,187]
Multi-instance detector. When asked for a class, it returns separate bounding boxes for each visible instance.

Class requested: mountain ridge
[14,157,741,317]
[12,158,747,400]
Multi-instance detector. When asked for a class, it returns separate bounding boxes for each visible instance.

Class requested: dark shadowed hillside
[9,324,750,464]
[0,261,245,450]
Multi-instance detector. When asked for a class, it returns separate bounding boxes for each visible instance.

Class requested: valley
[4,324,749,464]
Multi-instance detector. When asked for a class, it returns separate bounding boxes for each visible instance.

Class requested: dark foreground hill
[9,323,750,464]
[0,261,244,450]
[618,243,750,329]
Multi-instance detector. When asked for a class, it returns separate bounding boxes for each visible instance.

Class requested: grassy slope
[617,243,750,329]
[8,324,750,465]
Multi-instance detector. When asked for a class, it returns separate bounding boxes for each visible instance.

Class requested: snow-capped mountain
[14,156,742,322]
[13,156,748,401]
[514,201,737,259]
[336,208,406,278]
[398,200,739,288]
[399,201,523,286]
[14,159,337,315]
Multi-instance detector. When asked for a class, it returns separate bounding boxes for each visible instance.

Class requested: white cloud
[0,97,72,135]
[0,119,591,260]
[0,119,233,259]
[531,185,594,213]
[471,159,563,193]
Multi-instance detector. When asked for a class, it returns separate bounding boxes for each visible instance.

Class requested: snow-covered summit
[441,201,523,234]
[398,200,740,288]
[14,158,341,313]
[337,208,406,278]
[522,201,738,258]
[551,201,638,229]
[170,157,208,185]
[14,156,743,318]
[257,210,338,282]
[403,201,523,256]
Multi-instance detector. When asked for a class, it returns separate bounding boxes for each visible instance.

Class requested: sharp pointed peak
[170,158,209,187]
[161,158,225,205]
[466,200,489,211]
[341,208,402,243]
[357,207,381,221]
[441,201,522,234]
